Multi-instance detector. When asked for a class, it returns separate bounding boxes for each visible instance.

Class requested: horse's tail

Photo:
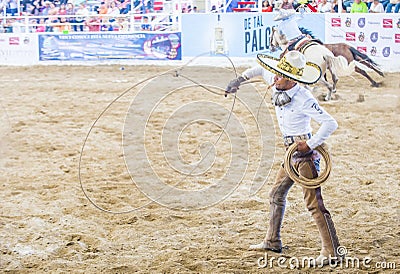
[349,46,384,77]
[324,55,355,77]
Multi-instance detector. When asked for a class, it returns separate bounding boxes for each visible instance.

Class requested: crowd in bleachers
[0,0,184,33]
[247,0,399,13]
[221,0,399,13]
[0,0,398,33]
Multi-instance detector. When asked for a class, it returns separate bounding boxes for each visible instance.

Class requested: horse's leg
[319,78,333,101]
[357,59,385,77]
[322,55,338,101]
[355,66,381,87]
[349,46,385,77]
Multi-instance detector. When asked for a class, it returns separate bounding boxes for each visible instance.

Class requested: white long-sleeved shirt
[369,2,384,13]
[317,2,332,13]
[242,65,338,149]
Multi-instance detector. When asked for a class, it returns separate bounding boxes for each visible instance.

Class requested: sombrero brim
[257,53,322,85]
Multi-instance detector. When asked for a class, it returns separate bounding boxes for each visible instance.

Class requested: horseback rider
[273,10,317,53]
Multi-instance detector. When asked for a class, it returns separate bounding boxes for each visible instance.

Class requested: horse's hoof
[332,89,337,94]
[324,95,331,101]
[371,82,381,88]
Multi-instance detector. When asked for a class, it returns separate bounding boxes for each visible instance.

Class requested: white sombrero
[273,9,296,21]
[257,51,322,85]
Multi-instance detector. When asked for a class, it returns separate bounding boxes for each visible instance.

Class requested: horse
[270,26,355,101]
[272,27,384,88]
[322,44,384,87]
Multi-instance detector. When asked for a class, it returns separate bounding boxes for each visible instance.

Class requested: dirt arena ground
[0,64,399,273]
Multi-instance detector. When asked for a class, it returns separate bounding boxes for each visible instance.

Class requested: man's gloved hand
[225,76,246,97]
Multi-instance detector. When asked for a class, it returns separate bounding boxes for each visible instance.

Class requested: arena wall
[0,13,399,71]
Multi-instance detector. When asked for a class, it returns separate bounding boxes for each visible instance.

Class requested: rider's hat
[257,51,322,85]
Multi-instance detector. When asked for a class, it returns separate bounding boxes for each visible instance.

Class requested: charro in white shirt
[242,65,338,149]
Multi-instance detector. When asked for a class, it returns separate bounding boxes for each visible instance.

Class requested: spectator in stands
[192,6,198,12]
[36,17,46,32]
[364,0,373,8]
[145,0,152,12]
[350,0,368,12]
[343,0,353,10]
[119,0,131,14]
[47,3,60,32]
[98,2,109,29]
[48,2,59,16]
[54,16,71,32]
[138,0,146,13]
[74,3,89,32]
[385,0,400,11]
[28,18,37,32]
[65,2,75,24]
[30,1,41,16]
[58,3,67,16]
[6,0,18,16]
[41,1,51,16]
[98,1,108,14]
[119,17,129,31]
[395,0,400,11]
[331,0,347,12]
[98,2,108,19]
[262,0,274,11]
[107,1,120,22]
[10,18,25,32]
[378,0,389,9]
[369,0,384,11]
[141,16,152,31]
[132,0,140,8]
[280,0,295,9]
[86,16,101,32]
[317,0,332,12]
[3,19,13,32]
[309,0,319,11]
[21,0,31,13]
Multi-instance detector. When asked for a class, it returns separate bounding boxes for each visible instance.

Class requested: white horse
[270,26,354,101]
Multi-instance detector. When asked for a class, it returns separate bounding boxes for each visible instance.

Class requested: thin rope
[79,54,241,214]
[256,82,275,122]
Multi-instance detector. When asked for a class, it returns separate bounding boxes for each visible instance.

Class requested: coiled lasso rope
[284,143,332,189]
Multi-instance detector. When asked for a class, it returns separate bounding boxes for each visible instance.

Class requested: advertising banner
[181,13,326,57]
[0,34,38,65]
[38,32,181,61]
[325,14,400,62]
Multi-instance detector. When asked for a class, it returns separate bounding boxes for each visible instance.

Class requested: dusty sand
[0,64,399,273]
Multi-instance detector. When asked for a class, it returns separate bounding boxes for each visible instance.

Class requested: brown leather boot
[249,167,293,253]
[298,160,341,262]
[311,199,340,258]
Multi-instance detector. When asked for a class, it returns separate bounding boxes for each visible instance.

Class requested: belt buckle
[284,136,294,146]
[284,134,310,147]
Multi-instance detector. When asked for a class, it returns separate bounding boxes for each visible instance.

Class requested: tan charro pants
[264,157,340,257]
